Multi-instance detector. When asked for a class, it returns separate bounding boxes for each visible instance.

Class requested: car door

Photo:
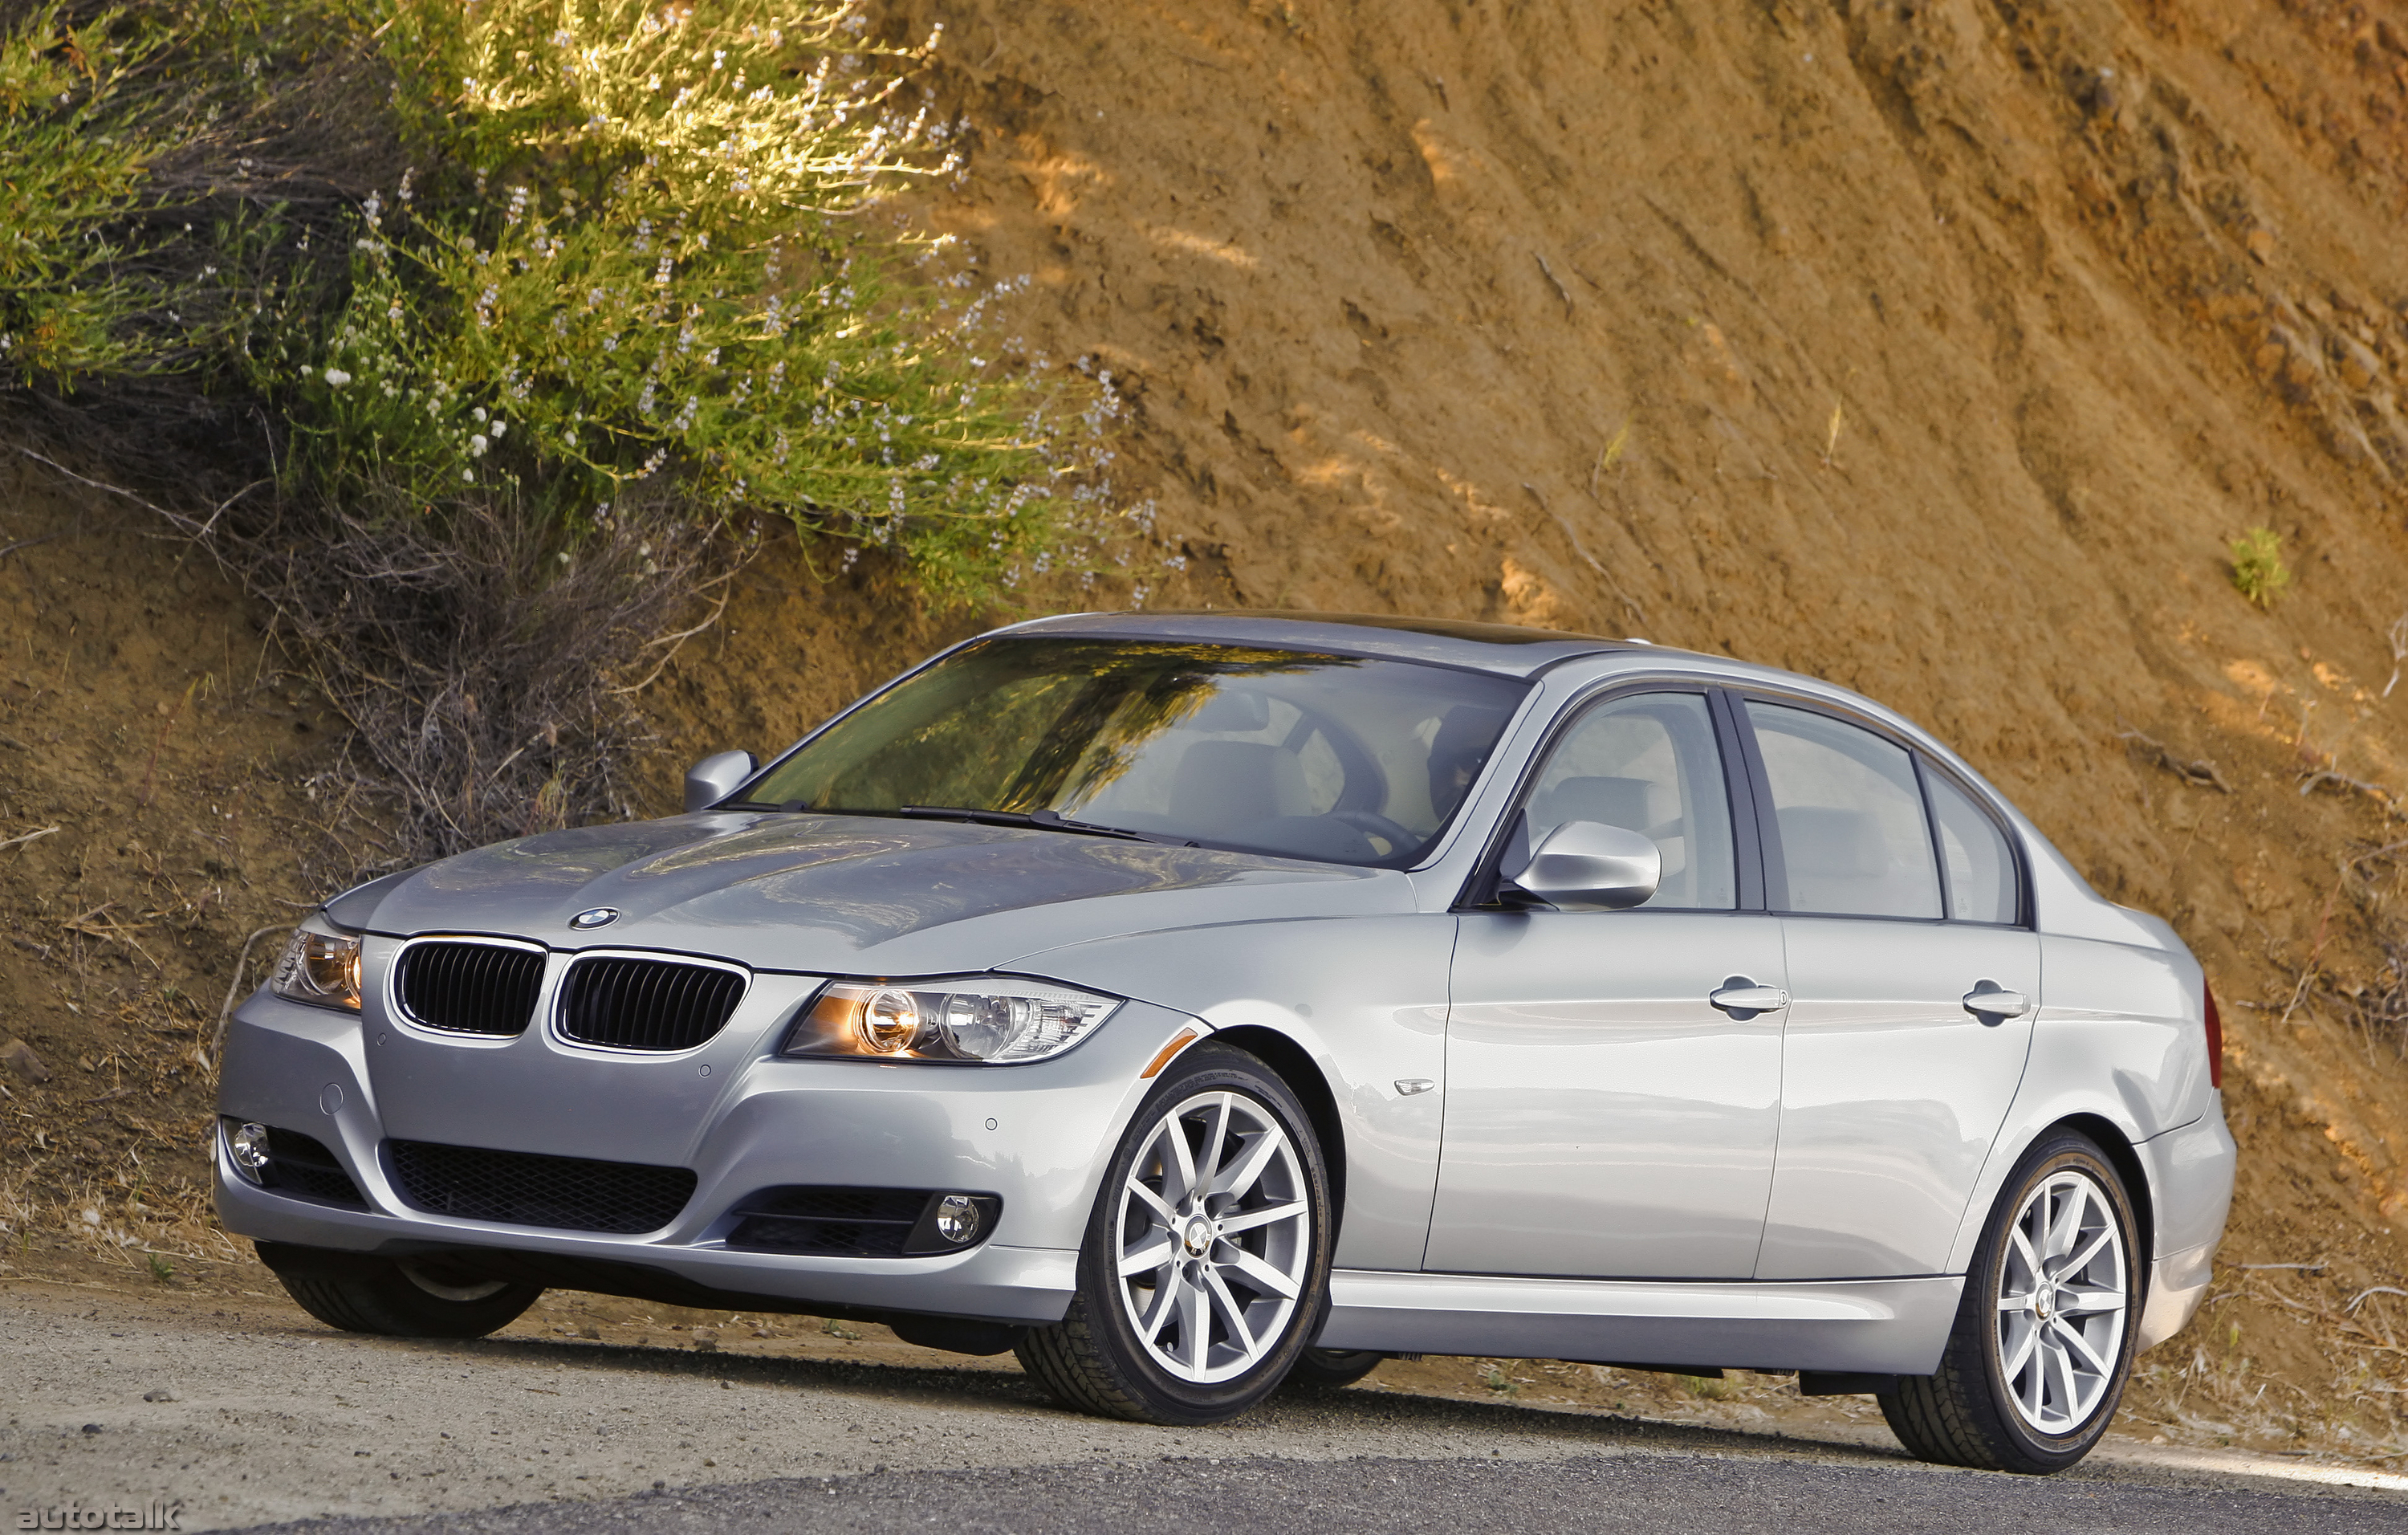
[1426,689,1788,1280]
[1737,698,2040,1280]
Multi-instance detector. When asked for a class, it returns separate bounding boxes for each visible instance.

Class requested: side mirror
[683,750,759,813]
[1503,820,1662,910]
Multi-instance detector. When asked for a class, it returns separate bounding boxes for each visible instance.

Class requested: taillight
[2203,984,2225,1089]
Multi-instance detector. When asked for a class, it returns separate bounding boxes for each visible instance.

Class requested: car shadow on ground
[376,1328,1914,1467]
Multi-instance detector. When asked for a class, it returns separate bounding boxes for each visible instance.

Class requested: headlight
[780,976,1121,1064]
[270,923,364,1012]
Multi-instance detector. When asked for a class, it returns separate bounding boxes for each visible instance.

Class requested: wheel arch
[1208,1024,1348,1237]
[2056,1112,2155,1278]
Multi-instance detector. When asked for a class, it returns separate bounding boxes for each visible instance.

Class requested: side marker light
[1140,1028,1199,1080]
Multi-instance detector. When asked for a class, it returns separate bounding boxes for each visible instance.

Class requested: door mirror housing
[683,750,759,813]
[1503,820,1662,910]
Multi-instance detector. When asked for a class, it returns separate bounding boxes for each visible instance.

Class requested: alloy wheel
[1993,1167,2129,1435]
[1113,1089,1313,1385]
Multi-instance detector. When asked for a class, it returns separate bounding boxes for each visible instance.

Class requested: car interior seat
[1530,775,1659,837]
[1426,704,1513,822]
[1172,739,1308,833]
[1775,805,1903,913]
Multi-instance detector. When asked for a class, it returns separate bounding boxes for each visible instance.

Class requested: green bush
[2,2,388,393]
[281,0,1100,600]
[1,0,1148,864]
[3,0,1123,604]
[0,4,173,385]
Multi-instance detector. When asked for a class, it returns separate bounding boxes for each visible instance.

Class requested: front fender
[1011,914,1458,1270]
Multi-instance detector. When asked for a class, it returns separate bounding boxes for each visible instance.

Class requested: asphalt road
[230,1452,2406,1535]
[8,1277,2403,1533]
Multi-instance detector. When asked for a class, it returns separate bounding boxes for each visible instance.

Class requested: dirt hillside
[656,0,2408,1452]
[12,0,2408,1464]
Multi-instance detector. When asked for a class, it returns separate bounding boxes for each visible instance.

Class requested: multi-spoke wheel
[1994,1167,2129,1434]
[1113,1086,1315,1383]
[1016,1044,1332,1424]
[1880,1130,2140,1473]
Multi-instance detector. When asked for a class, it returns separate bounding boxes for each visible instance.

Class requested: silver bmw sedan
[218,610,2232,1474]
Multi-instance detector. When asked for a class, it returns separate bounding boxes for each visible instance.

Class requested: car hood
[355,812,1402,975]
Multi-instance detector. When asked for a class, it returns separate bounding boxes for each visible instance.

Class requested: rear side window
[1926,771,2020,923]
[1747,702,1941,919]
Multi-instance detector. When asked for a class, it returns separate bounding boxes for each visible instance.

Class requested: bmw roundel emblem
[568,907,620,930]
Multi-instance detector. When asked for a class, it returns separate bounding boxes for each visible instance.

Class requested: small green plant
[819,1316,860,1340]
[145,1251,173,1282]
[1478,1363,1520,1397]
[1684,1373,1737,1401]
[2230,527,2292,608]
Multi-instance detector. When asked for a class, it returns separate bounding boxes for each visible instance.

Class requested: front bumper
[215,977,1200,1325]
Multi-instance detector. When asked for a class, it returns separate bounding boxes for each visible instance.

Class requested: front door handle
[1963,983,2031,1022]
[1709,979,1790,1018]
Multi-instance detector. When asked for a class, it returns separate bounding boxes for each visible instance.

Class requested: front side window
[734,637,1528,868]
[1521,691,1736,910]
[1747,702,1941,919]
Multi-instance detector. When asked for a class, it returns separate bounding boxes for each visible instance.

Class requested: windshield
[734,637,1529,866]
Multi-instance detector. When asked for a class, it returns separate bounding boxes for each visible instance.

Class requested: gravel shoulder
[4,1276,2401,1532]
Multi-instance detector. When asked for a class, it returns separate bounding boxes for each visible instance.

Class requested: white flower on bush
[470,434,490,457]
[323,367,352,387]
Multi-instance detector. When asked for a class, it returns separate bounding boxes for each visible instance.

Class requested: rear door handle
[1709,979,1790,1017]
[1963,983,2031,1022]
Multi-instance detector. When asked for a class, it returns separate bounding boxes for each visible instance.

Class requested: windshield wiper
[893,805,1172,843]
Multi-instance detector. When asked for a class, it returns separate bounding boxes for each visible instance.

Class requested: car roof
[998,610,1650,679]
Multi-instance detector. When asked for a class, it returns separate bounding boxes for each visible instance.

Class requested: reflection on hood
[374,812,1373,954]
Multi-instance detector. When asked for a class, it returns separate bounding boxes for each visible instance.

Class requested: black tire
[1016,1044,1334,1425]
[1281,1346,1385,1393]
[1879,1130,2142,1473]
[257,1241,542,1339]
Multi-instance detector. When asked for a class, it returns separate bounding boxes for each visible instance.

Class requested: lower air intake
[723,1186,999,1257]
[387,1140,696,1234]
[262,1127,366,1207]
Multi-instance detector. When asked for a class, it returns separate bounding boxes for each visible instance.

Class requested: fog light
[228,1121,271,1184]
[931,1193,983,1246]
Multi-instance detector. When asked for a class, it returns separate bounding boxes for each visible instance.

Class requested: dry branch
[2117,728,2233,792]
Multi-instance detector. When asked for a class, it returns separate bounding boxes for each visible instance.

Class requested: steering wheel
[1328,808,1418,853]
